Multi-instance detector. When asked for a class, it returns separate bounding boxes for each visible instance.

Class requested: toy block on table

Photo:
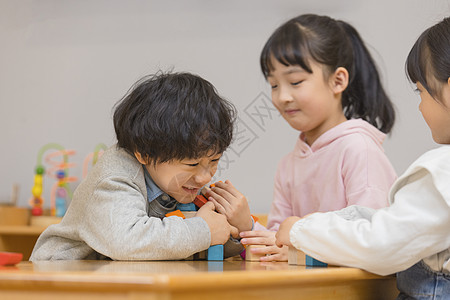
[288,246,306,265]
[183,255,194,261]
[245,245,266,261]
[194,250,207,260]
[288,247,327,267]
[0,252,23,266]
[305,255,327,267]
[207,244,224,261]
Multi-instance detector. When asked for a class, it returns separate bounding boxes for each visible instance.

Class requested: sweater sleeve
[79,175,211,260]
[342,135,397,209]
[290,168,450,276]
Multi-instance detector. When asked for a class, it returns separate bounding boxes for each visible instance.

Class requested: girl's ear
[134,151,149,165]
[331,67,349,94]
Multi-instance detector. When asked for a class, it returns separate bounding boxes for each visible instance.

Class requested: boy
[30,71,252,261]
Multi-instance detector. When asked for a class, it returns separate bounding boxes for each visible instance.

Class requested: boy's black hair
[260,14,395,134]
[406,17,450,102]
[113,71,236,164]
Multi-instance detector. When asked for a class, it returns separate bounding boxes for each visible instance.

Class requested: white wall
[0,0,449,213]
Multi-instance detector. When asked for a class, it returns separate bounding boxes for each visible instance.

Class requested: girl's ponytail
[338,21,395,133]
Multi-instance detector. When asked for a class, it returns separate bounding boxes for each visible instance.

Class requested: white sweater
[290,146,450,276]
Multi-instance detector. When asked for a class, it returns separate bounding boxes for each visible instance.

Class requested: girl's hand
[204,180,252,233]
[240,230,288,261]
[240,230,276,246]
[275,216,301,248]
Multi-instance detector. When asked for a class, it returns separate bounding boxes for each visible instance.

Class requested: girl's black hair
[260,14,395,133]
[113,71,236,164]
[406,17,450,102]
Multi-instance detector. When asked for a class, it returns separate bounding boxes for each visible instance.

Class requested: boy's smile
[137,152,221,203]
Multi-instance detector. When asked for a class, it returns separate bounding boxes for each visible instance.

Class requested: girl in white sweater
[275,17,450,299]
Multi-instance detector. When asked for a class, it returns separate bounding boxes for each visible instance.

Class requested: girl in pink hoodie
[240,14,397,261]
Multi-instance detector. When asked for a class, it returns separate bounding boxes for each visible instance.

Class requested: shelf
[0,226,46,236]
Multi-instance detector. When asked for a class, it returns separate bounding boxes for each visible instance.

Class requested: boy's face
[143,152,222,203]
[417,80,450,144]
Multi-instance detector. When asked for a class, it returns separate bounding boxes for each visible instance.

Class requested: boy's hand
[196,201,231,245]
[275,216,301,248]
[240,230,288,261]
[204,180,252,233]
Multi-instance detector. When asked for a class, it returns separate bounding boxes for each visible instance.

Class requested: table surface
[0,260,398,300]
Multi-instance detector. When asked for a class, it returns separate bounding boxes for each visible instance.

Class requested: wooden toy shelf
[0,225,47,260]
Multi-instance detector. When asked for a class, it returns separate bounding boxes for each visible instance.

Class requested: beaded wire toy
[30,143,106,216]
[30,143,76,217]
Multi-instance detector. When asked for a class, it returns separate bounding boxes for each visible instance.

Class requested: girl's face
[140,152,221,203]
[267,58,347,145]
[417,80,450,144]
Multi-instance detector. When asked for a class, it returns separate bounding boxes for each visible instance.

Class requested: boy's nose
[194,167,212,185]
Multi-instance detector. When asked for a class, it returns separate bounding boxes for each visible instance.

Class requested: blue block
[176,203,197,211]
[207,245,224,261]
[305,255,327,267]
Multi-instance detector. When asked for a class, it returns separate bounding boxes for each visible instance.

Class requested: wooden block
[251,214,267,227]
[288,247,328,267]
[194,250,207,260]
[288,246,306,265]
[176,203,196,211]
[165,210,185,219]
[245,245,266,261]
[305,255,327,267]
[193,195,208,208]
[207,245,223,261]
[182,211,197,219]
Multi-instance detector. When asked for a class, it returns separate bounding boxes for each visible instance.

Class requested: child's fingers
[240,236,273,245]
[206,190,232,212]
[214,180,241,198]
[274,231,284,248]
[200,200,215,211]
[248,245,271,255]
[209,185,235,203]
[206,196,227,216]
[259,252,286,262]
[240,230,273,238]
[230,225,239,239]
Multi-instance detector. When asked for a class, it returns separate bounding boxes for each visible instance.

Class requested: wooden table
[0,260,398,299]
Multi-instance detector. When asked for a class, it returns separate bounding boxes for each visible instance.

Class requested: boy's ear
[330,67,349,94]
[134,151,148,165]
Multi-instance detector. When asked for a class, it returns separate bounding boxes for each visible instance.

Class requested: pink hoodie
[264,119,397,231]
